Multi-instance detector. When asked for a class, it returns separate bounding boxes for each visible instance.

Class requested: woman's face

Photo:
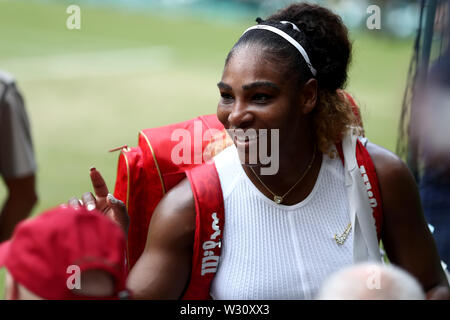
[217,45,310,158]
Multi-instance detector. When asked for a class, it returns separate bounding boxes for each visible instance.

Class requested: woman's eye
[253,94,272,104]
[220,93,234,103]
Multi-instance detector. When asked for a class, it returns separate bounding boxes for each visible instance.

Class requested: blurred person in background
[0,70,37,242]
[316,262,426,300]
[0,206,130,300]
[418,50,450,267]
[406,0,450,267]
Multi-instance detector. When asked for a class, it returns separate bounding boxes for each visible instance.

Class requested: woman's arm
[126,178,196,299]
[0,175,38,241]
[367,142,449,299]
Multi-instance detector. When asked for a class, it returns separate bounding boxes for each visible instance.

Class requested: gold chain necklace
[249,145,317,204]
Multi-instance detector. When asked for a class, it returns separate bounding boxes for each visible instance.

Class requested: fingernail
[108,193,124,205]
[90,166,96,171]
[107,193,118,204]
[69,197,80,207]
[86,203,96,211]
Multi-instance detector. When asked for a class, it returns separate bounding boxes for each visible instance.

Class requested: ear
[299,78,318,115]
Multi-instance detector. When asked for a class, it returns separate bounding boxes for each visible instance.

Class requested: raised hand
[68,167,129,235]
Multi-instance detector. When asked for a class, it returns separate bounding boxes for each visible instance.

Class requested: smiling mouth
[234,135,257,143]
[229,130,267,145]
[228,128,267,137]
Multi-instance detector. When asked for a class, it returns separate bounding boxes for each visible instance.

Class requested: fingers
[68,197,82,209]
[107,193,124,207]
[90,167,109,198]
[82,192,97,211]
[106,193,129,234]
[67,192,128,235]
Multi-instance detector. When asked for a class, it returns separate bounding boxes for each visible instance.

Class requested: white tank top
[210,145,354,300]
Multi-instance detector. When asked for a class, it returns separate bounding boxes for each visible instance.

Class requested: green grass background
[0,0,413,297]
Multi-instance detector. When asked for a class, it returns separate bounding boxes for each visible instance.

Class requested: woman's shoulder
[364,142,422,217]
[150,177,196,244]
[365,142,410,180]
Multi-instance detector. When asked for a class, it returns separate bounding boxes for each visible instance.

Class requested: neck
[246,142,317,183]
[253,119,316,178]
[241,125,321,204]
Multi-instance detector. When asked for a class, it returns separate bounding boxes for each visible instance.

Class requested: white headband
[280,21,300,32]
[242,24,317,77]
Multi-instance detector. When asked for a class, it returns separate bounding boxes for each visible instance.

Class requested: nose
[228,100,254,129]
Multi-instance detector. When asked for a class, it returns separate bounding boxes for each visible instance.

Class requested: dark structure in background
[0,70,38,242]
[397,0,450,265]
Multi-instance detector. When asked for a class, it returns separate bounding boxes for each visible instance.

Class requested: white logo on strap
[201,212,221,276]
[360,165,377,208]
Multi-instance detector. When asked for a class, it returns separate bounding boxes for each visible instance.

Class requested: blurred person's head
[414,39,450,169]
[4,268,115,300]
[217,2,358,159]
[316,263,425,300]
[0,206,129,300]
[406,0,450,171]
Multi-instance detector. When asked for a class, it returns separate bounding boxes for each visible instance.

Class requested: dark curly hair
[226,2,358,156]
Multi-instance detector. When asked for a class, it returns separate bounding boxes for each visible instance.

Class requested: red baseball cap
[0,206,129,299]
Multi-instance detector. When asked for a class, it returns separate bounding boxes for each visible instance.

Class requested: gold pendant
[274,195,283,204]
[334,223,352,245]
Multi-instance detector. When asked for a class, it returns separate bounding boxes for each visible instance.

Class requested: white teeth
[228,129,265,143]
[235,136,256,142]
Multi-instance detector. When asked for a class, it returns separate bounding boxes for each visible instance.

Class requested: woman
[80,3,449,299]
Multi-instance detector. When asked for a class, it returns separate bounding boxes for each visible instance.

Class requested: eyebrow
[242,81,279,91]
[217,82,232,90]
[217,81,280,91]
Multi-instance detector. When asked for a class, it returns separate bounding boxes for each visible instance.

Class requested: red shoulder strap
[355,140,383,240]
[182,161,224,300]
[336,140,383,240]
[341,91,364,128]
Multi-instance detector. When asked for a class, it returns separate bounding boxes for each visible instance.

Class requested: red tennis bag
[113,114,231,299]
[113,99,383,299]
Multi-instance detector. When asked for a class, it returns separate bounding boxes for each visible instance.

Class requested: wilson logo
[201,212,221,276]
[360,165,377,208]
